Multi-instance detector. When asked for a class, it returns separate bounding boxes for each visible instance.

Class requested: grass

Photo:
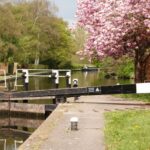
[116,94,150,102]
[105,110,150,150]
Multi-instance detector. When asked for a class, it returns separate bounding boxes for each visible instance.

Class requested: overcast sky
[51,0,77,26]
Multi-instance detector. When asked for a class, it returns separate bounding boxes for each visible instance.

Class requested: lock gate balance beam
[4,83,149,100]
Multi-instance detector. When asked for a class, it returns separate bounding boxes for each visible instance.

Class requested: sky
[51,0,77,26]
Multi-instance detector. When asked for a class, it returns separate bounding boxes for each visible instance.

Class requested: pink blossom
[76,0,150,59]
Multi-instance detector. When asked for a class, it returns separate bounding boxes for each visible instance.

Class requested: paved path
[19,95,150,150]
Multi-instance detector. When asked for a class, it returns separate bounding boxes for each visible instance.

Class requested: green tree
[0,4,21,64]
[0,0,74,68]
[71,27,89,66]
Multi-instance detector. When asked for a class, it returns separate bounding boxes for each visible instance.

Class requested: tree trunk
[134,50,147,83]
[135,60,144,83]
[34,32,40,66]
[34,57,39,65]
[144,54,150,81]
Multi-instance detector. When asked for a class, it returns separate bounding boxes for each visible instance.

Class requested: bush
[116,56,134,79]
[29,64,48,69]
[58,60,73,69]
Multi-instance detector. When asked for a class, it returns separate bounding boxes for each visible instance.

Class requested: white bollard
[70,117,79,130]
[72,79,79,100]
[73,79,78,87]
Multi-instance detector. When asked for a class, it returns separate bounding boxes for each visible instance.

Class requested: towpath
[19,95,150,150]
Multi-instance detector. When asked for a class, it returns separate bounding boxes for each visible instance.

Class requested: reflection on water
[72,71,133,87]
[0,128,28,150]
[0,70,133,149]
[0,111,45,150]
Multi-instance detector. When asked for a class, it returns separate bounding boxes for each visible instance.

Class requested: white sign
[136,83,150,94]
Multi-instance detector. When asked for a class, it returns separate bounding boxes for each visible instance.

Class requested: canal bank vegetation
[105,110,150,150]
[94,56,134,80]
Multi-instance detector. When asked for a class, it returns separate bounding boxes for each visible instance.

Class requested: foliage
[116,56,134,79]
[0,0,74,68]
[94,57,115,68]
[28,64,48,69]
[76,0,150,82]
[71,27,87,54]
[76,0,149,58]
[0,4,21,64]
[93,56,134,79]
[70,26,89,66]
[105,110,150,150]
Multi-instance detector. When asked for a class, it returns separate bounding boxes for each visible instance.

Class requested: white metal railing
[14,69,71,88]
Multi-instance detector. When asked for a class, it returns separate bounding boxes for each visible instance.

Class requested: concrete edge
[18,104,66,150]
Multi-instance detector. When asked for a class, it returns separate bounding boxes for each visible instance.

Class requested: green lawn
[116,94,150,102]
[105,110,150,150]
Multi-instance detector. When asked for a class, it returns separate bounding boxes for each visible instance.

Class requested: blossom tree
[76,0,150,82]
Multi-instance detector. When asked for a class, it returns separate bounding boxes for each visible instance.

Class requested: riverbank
[18,95,150,150]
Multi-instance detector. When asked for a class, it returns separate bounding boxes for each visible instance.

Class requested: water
[0,70,133,149]
[0,111,45,150]
[15,70,133,91]
[72,71,133,87]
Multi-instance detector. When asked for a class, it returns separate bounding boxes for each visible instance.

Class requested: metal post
[22,69,29,103]
[52,70,59,88]
[4,70,7,89]
[66,71,71,88]
[70,117,79,130]
[51,70,59,104]
[73,79,79,100]
[22,69,29,90]
[52,98,56,104]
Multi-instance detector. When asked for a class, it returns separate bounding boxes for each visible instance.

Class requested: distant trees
[76,0,150,82]
[0,0,74,68]
[0,3,21,64]
[69,27,89,65]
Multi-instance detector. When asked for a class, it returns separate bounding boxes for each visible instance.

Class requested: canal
[0,70,133,150]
